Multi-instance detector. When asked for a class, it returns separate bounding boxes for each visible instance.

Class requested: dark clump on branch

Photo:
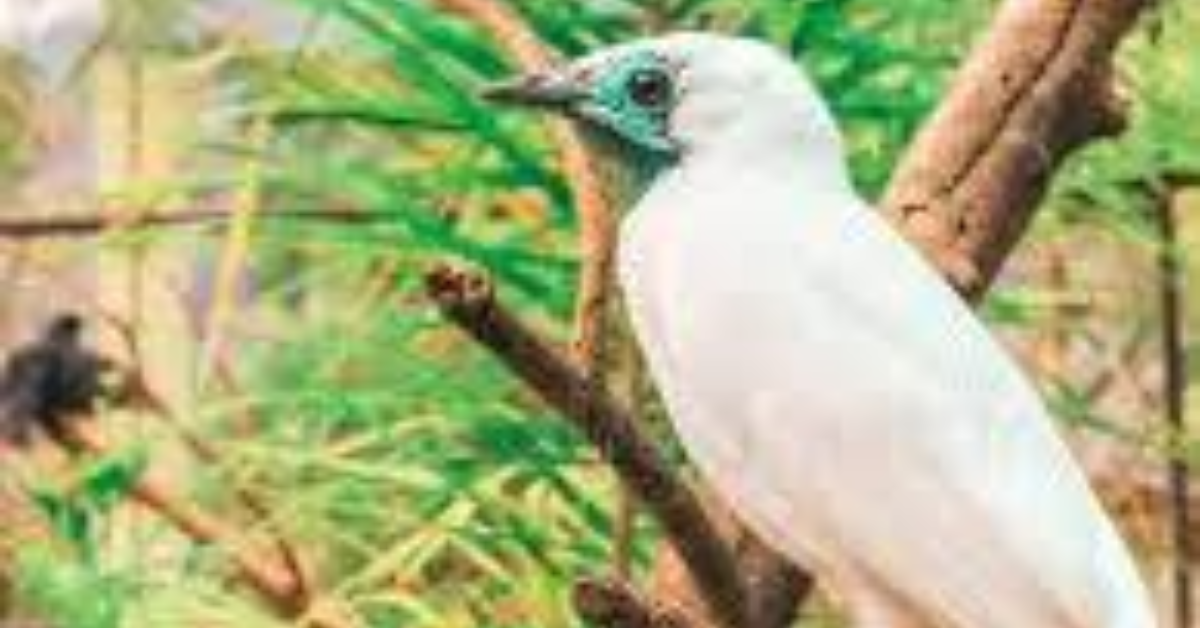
[0,314,114,447]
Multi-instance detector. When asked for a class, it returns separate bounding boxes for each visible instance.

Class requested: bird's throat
[576,123,674,209]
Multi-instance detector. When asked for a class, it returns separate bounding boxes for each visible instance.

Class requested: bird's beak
[479,70,586,110]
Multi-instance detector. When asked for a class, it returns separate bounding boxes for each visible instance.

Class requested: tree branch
[0,207,395,239]
[1151,181,1192,628]
[57,421,347,628]
[422,0,630,610]
[574,577,705,628]
[426,0,615,372]
[883,0,1147,298]
[424,266,749,628]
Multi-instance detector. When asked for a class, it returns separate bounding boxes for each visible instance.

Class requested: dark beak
[479,70,585,110]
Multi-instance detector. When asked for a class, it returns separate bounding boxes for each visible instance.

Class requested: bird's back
[617,155,1156,628]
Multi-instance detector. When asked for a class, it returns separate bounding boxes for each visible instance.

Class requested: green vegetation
[0,1,1196,627]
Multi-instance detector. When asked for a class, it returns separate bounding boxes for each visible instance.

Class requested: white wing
[618,161,1155,628]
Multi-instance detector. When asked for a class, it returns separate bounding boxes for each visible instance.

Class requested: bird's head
[45,312,83,345]
[482,33,842,174]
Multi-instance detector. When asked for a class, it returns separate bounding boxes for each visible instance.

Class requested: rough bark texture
[652,491,812,628]
[425,267,749,628]
[575,578,703,628]
[882,0,1141,299]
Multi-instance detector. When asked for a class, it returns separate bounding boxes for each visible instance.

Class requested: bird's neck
[681,92,856,198]
[582,110,858,210]
[690,126,857,200]
[579,125,677,209]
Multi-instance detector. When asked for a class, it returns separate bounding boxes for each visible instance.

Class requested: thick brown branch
[575,578,706,628]
[883,0,1148,298]
[423,1,626,609]
[424,265,749,628]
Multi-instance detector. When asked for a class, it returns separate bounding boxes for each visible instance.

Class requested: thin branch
[425,0,614,371]
[1152,182,1191,628]
[424,265,749,628]
[57,421,346,628]
[118,367,314,606]
[0,207,396,239]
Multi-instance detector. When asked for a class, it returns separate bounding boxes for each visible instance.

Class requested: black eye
[626,67,672,110]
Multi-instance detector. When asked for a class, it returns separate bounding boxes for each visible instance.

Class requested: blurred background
[0,0,1196,626]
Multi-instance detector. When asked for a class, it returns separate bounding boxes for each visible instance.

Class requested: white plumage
[491,31,1157,628]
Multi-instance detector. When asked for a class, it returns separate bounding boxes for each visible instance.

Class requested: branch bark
[0,207,395,239]
[424,266,748,628]
[574,577,704,628]
[58,421,347,628]
[882,0,1145,298]
[1152,181,1192,628]
[425,0,615,371]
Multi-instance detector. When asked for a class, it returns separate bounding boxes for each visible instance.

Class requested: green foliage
[25,449,148,561]
[1053,0,1200,233]
[1,1,1196,627]
[205,2,998,622]
[14,548,133,628]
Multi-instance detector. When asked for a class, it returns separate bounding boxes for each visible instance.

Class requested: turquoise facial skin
[578,50,681,163]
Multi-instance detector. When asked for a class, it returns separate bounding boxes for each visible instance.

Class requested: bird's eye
[625,67,672,110]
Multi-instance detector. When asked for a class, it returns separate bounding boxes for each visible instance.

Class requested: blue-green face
[484,50,682,163]
[575,51,680,159]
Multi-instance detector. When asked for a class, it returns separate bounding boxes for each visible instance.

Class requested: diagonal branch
[883,0,1147,298]
[0,207,396,239]
[424,265,748,628]
[574,577,707,628]
[57,421,340,624]
[426,0,614,371]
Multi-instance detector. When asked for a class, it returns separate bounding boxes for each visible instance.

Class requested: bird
[0,313,111,447]
[483,33,1156,628]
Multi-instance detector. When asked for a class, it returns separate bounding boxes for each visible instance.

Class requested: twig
[57,421,345,628]
[425,0,614,369]
[1152,181,1191,628]
[425,0,629,580]
[0,207,396,239]
[202,116,271,388]
[118,368,314,606]
[424,266,749,628]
